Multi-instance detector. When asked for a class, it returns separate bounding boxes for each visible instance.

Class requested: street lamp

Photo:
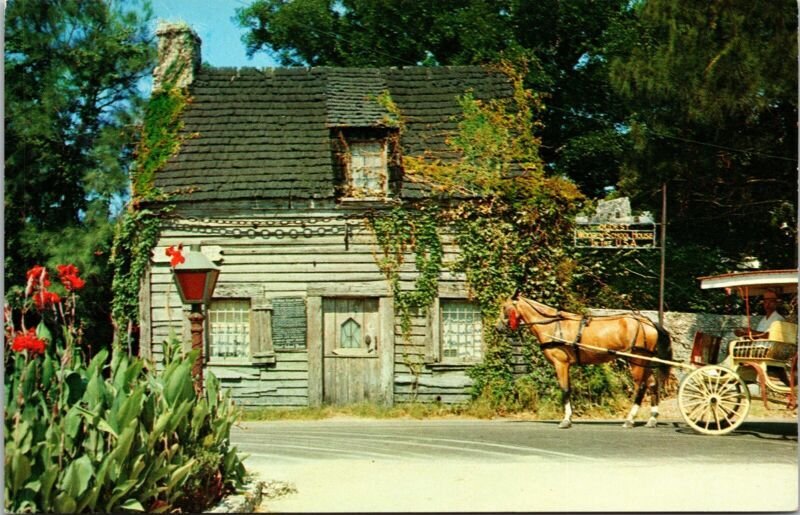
[170,244,220,394]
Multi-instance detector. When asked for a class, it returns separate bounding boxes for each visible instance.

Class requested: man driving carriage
[733,289,785,339]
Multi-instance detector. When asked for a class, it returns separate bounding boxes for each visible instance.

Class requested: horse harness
[513,299,658,367]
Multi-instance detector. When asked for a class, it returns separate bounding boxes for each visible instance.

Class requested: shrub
[4,264,245,513]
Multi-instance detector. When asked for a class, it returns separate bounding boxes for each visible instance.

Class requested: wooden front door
[322,297,384,405]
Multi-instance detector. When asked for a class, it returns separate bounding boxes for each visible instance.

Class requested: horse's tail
[654,323,673,386]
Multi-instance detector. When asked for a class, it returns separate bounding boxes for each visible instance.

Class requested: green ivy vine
[369,59,628,413]
[110,81,191,344]
[369,206,443,339]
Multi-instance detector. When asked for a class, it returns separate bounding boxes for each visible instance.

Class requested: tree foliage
[5,0,155,343]
[609,0,798,268]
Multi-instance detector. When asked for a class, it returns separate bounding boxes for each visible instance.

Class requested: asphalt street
[232,418,798,512]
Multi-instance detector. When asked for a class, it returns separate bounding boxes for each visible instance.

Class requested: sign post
[658,183,667,326]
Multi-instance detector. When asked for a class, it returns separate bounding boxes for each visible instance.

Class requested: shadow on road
[668,420,797,440]
[507,418,797,441]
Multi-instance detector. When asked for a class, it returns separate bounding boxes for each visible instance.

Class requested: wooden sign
[573,223,657,249]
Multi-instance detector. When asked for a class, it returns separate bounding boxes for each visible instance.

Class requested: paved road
[232,418,798,512]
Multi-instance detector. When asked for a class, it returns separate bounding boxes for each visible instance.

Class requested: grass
[237,396,629,422]
[237,393,797,422]
[239,401,494,422]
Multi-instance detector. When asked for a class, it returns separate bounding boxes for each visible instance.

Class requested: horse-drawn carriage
[680,268,798,434]
[498,269,798,436]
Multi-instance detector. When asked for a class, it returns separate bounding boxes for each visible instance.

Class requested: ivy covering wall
[369,60,630,413]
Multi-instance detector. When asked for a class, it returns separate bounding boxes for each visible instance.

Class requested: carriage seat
[766,321,798,344]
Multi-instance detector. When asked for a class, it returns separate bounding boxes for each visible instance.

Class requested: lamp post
[170,244,220,394]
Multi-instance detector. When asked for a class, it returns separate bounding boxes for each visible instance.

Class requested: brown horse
[497,295,672,428]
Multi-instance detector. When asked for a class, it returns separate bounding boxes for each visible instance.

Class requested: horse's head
[495,299,522,333]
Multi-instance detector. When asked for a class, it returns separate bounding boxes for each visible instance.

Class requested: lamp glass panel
[176,271,209,303]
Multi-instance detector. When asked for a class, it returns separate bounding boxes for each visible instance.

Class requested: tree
[609,0,798,268]
[5,0,155,343]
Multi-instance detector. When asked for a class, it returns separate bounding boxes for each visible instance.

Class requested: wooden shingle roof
[154,66,511,203]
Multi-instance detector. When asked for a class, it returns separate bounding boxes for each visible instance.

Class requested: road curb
[205,475,298,513]
[205,477,265,513]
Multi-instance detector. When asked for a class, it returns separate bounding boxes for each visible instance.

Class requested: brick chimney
[153,22,201,92]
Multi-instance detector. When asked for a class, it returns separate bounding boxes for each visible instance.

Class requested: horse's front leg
[553,359,572,429]
[560,387,573,429]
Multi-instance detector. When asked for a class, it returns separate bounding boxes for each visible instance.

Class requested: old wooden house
[141,24,512,407]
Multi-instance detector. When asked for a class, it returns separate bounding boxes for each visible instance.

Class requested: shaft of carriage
[544,336,693,371]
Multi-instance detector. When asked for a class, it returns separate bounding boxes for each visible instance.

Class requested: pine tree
[5,0,155,342]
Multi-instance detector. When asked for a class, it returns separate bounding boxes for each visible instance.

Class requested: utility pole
[658,183,667,326]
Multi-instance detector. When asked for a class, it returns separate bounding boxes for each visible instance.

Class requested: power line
[546,105,796,163]
[648,131,797,163]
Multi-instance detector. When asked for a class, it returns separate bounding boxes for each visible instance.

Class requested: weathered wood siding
[144,210,479,406]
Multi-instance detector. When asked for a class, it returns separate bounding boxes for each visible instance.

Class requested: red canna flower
[166,245,185,268]
[25,265,51,296]
[33,290,61,311]
[57,264,86,291]
[11,328,46,355]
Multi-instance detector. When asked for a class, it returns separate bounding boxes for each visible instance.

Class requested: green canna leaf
[35,321,52,343]
[53,492,77,513]
[58,455,93,498]
[64,371,85,405]
[105,478,138,511]
[10,451,32,494]
[86,348,109,377]
[163,359,193,406]
[166,459,195,492]
[119,498,145,511]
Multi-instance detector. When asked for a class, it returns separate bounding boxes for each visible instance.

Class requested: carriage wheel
[678,365,750,435]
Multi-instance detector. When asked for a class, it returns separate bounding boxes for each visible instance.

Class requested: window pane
[349,141,387,196]
[442,300,482,361]
[209,299,250,360]
[340,318,362,349]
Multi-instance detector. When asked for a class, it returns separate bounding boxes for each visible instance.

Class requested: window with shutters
[206,296,277,365]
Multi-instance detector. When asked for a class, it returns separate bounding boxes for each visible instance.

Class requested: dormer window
[332,127,398,202]
[349,140,387,197]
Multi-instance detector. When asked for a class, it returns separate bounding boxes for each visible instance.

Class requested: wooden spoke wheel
[678,365,751,435]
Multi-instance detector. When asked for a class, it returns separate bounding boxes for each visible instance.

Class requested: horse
[496,295,672,429]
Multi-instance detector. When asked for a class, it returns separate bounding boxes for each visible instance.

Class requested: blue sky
[150,0,278,68]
